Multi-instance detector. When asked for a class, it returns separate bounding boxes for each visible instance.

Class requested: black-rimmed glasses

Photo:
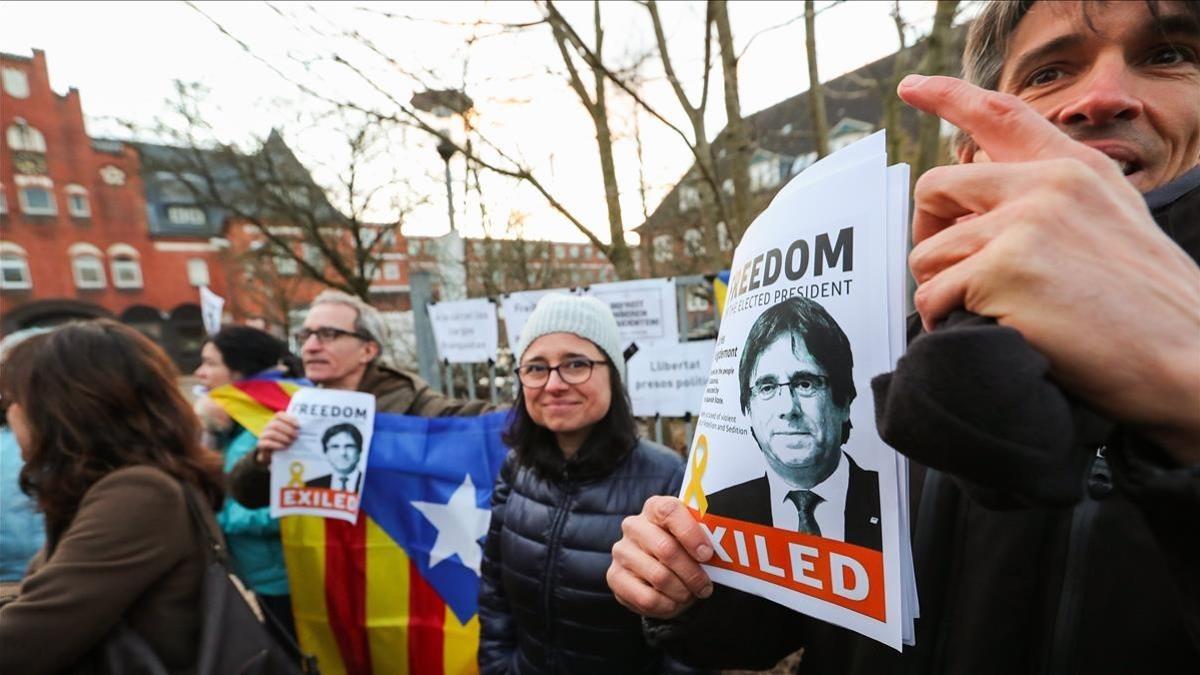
[294,326,372,345]
[516,358,609,388]
[750,372,830,402]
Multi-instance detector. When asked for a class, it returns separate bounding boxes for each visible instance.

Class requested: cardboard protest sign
[678,132,912,649]
[428,298,499,363]
[199,285,224,336]
[581,278,679,345]
[271,388,376,523]
[499,289,570,349]
[626,339,715,417]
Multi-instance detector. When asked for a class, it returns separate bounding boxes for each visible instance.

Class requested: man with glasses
[229,289,495,508]
[707,296,880,549]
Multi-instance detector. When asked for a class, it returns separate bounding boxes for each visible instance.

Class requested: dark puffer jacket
[479,439,694,674]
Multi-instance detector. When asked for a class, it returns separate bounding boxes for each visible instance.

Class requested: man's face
[981,0,1200,191]
[325,431,361,475]
[300,303,378,390]
[746,333,849,489]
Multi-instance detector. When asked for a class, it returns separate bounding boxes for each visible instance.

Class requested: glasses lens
[560,360,593,384]
[295,329,314,343]
[519,365,549,387]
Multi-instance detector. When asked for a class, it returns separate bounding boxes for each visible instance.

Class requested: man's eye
[793,377,816,390]
[1026,66,1064,87]
[758,383,778,395]
[1146,45,1196,66]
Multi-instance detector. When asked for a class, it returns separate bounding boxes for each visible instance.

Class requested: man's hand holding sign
[899,74,1200,463]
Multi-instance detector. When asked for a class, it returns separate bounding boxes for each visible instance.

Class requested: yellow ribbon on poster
[683,434,709,517]
[288,461,305,488]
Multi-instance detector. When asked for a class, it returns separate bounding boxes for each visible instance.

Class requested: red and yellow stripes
[281,514,480,675]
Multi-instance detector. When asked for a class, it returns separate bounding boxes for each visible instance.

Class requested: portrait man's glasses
[516,358,608,388]
[751,372,830,402]
[294,326,372,345]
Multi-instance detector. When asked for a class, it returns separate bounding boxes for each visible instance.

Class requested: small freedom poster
[270,388,377,523]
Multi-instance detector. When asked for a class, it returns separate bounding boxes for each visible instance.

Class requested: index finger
[271,412,300,429]
[644,496,713,562]
[897,75,1115,175]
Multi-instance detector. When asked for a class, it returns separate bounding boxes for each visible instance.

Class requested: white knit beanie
[514,293,626,382]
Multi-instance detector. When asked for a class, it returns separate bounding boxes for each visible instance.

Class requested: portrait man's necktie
[786,489,823,536]
[339,476,348,491]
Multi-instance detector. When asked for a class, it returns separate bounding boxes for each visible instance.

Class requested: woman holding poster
[479,294,707,675]
[194,325,304,637]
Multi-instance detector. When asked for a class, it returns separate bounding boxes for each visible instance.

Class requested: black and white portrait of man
[305,422,365,493]
[707,296,881,550]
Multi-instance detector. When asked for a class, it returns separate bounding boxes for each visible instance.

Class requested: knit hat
[514,293,626,382]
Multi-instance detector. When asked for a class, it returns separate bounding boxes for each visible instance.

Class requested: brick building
[0,49,226,368]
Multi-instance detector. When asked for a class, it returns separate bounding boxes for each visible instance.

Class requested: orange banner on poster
[693,509,885,621]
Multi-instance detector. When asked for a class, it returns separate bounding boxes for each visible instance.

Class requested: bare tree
[804,0,831,158]
[137,81,419,303]
[712,0,754,240]
[543,0,636,279]
[913,0,961,179]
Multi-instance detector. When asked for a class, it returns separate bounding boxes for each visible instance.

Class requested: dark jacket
[479,439,701,675]
[706,453,882,550]
[646,171,1200,673]
[0,466,219,674]
[230,363,494,508]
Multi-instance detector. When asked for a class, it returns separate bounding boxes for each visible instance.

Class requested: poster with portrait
[270,388,377,523]
[677,132,911,649]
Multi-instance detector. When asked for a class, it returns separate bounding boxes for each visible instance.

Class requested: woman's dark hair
[208,325,303,379]
[502,361,639,482]
[0,320,224,542]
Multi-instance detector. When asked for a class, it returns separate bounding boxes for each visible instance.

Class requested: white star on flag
[411,474,492,576]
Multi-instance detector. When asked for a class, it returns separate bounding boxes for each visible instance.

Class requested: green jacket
[217,428,288,596]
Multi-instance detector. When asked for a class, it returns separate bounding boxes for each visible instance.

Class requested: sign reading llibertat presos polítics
[626,339,715,417]
[270,388,377,523]
[428,298,500,363]
[676,132,914,650]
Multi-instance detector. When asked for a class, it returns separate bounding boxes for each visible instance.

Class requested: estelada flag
[208,377,509,675]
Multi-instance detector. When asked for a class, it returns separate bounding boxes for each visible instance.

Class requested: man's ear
[361,340,380,364]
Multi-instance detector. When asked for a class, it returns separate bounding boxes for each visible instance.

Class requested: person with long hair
[478,294,705,674]
[194,324,304,637]
[0,320,224,674]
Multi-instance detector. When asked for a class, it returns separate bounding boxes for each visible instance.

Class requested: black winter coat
[479,439,696,674]
[646,170,1200,673]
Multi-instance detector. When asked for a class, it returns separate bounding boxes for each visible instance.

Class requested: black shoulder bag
[85,485,320,674]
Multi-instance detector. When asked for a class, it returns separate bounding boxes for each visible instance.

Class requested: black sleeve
[872,311,1086,507]
[478,452,518,674]
[227,450,271,509]
[1109,430,1200,649]
[644,584,809,670]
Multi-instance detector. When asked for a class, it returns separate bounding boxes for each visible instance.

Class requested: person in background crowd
[0,328,51,598]
[193,324,304,637]
[606,1,1200,673]
[478,293,708,675]
[0,320,224,674]
[229,289,495,507]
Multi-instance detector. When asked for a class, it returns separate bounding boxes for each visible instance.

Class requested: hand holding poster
[677,132,913,649]
[270,388,376,523]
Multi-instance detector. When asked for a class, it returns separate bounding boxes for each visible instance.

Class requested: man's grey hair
[309,290,392,365]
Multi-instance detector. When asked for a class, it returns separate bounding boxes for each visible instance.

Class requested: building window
[383,261,400,281]
[187,258,210,286]
[684,228,706,256]
[678,185,701,212]
[166,205,206,226]
[72,254,106,289]
[2,68,30,98]
[6,121,46,152]
[407,241,421,256]
[302,243,324,272]
[66,185,91,217]
[0,187,7,215]
[653,234,673,263]
[274,255,298,276]
[554,244,565,259]
[0,243,32,289]
[99,165,126,186]
[718,222,732,251]
[111,257,143,288]
[749,160,779,192]
[18,184,56,216]
[570,245,580,259]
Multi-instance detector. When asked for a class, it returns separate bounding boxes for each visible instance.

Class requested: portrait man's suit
[305,470,363,493]
[705,453,881,550]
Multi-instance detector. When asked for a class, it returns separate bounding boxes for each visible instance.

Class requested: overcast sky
[0,1,954,243]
